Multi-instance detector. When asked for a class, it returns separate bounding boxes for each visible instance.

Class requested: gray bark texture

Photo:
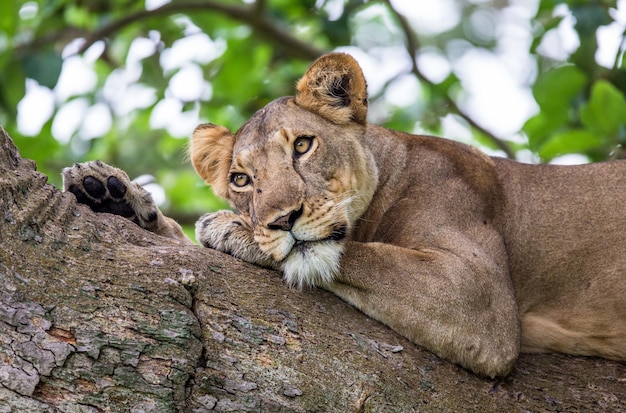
[0,127,624,412]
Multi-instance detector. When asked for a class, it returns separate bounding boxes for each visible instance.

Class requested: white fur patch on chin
[281,241,343,289]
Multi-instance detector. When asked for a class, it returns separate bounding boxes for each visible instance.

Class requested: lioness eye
[231,173,250,187]
[294,136,314,156]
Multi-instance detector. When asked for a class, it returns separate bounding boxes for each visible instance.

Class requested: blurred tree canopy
[1,0,625,229]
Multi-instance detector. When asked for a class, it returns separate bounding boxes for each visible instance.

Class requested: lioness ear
[295,52,368,125]
[189,123,234,198]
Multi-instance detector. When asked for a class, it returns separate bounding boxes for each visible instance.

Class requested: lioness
[63,53,625,377]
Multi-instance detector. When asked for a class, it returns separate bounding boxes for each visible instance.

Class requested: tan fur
[62,160,191,243]
[118,52,624,378]
[295,53,368,125]
[190,123,235,198]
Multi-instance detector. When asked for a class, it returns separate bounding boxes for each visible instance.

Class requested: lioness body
[63,53,625,377]
[496,159,626,358]
[354,126,626,359]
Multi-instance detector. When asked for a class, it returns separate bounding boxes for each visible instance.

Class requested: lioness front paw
[196,211,274,268]
[62,160,158,228]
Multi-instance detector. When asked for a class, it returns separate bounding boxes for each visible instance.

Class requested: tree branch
[75,0,324,60]
[1,126,624,412]
[385,0,515,159]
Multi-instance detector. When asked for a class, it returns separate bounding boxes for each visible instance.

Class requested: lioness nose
[267,206,303,231]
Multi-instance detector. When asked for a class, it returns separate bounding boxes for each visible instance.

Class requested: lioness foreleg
[62,161,191,243]
[196,211,275,268]
[327,240,520,378]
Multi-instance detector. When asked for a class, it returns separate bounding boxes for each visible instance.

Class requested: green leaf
[0,0,18,36]
[523,111,568,151]
[579,80,626,138]
[525,65,588,150]
[571,3,611,37]
[538,129,603,161]
[21,49,63,89]
[0,57,26,118]
[532,65,587,113]
[63,5,98,29]
[160,169,229,213]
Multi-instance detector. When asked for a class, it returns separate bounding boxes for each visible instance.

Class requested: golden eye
[294,136,314,156]
[231,173,250,188]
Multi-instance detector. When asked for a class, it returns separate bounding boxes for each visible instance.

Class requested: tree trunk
[0,127,623,412]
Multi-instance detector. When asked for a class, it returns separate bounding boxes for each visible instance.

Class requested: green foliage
[22,49,63,89]
[1,0,626,233]
[580,80,626,138]
[528,68,626,162]
[524,65,588,153]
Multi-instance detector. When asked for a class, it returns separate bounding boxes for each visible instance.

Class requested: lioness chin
[63,53,626,378]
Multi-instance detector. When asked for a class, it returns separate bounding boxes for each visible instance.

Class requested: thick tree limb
[0,127,623,412]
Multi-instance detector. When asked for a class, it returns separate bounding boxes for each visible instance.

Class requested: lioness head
[190,53,378,288]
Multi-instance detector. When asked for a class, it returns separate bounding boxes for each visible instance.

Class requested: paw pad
[61,160,187,241]
[106,176,127,198]
[83,176,106,198]
[63,161,154,222]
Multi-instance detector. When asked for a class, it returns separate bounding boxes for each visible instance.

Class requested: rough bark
[0,127,623,412]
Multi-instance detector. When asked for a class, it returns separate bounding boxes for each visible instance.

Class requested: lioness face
[192,96,377,287]
[191,53,377,287]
